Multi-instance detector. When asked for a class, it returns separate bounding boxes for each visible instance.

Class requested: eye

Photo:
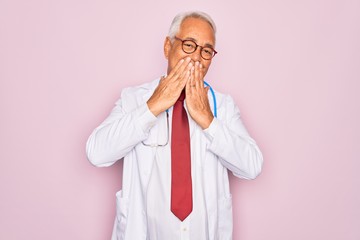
[184,42,195,48]
[203,48,214,55]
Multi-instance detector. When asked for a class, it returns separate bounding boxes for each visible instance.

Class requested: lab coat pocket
[113,190,129,240]
[218,195,233,240]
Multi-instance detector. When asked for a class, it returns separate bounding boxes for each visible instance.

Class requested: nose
[190,47,202,62]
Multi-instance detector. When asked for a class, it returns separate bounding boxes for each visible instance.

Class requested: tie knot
[177,90,186,102]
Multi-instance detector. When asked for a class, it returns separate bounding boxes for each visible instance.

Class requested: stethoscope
[142,80,217,147]
[204,80,217,118]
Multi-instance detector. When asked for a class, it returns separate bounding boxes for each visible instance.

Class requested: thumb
[205,86,210,93]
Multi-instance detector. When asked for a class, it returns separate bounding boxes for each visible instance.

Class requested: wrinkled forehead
[178,18,216,46]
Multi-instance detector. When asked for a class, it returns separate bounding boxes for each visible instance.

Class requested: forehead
[178,17,215,46]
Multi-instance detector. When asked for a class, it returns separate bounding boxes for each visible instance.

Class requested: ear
[164,37,172,59]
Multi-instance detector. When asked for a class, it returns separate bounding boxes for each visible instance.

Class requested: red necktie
[171,90,193,221]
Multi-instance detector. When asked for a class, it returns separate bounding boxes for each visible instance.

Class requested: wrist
[147,100,162,117]
[199,114,214,130]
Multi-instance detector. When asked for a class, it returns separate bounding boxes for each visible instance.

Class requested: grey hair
[168,11,217,42]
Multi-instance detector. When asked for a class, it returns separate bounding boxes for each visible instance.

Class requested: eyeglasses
[174,36,217,60]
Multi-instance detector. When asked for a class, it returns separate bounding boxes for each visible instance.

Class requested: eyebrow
[184,37,215,49]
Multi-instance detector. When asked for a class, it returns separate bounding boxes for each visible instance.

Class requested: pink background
[1,0,359,239]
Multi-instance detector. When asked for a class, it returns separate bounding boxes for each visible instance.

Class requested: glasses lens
[201,47,215,60]
[182,40,196,54]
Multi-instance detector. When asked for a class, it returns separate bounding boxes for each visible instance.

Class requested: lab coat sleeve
[203,95,263,180]
[86,89,157,167]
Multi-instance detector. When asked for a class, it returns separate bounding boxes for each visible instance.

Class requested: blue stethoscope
[142,80,217,147]
[204,80,217,118]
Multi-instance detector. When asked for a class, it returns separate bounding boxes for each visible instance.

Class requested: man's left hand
[185,61,214,129]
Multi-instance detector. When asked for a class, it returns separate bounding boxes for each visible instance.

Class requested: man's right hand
[147,57,193,116]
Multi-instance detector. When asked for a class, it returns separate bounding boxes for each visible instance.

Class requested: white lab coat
[86,78,263,240]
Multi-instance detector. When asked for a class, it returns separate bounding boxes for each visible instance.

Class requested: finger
[166,58,185,79]
[171,60,193,93]
[190,65,197,92]
[181,67,192,90]
[167,57,192,81]
[158,75,165,84]
[179,60,194,84]
[205,86,210,94]
[198,63,206,90]
[199,63,204,80]
[184,66,192,94]
[186,63,193,88]
[185,72,192,97]
[194,62,202,89]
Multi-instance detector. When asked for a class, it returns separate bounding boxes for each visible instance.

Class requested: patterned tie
[171,90,193,221]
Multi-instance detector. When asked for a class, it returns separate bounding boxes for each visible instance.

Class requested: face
[164,17,216,76]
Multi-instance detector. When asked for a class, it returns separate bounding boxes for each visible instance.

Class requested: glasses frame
[174,36,217,60]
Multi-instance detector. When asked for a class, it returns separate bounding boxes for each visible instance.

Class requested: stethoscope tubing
[204,81,217,118]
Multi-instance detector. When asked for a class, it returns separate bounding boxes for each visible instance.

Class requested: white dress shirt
[145,103,208,240]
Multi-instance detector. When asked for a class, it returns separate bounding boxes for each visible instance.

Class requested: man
[86,11,263,240]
